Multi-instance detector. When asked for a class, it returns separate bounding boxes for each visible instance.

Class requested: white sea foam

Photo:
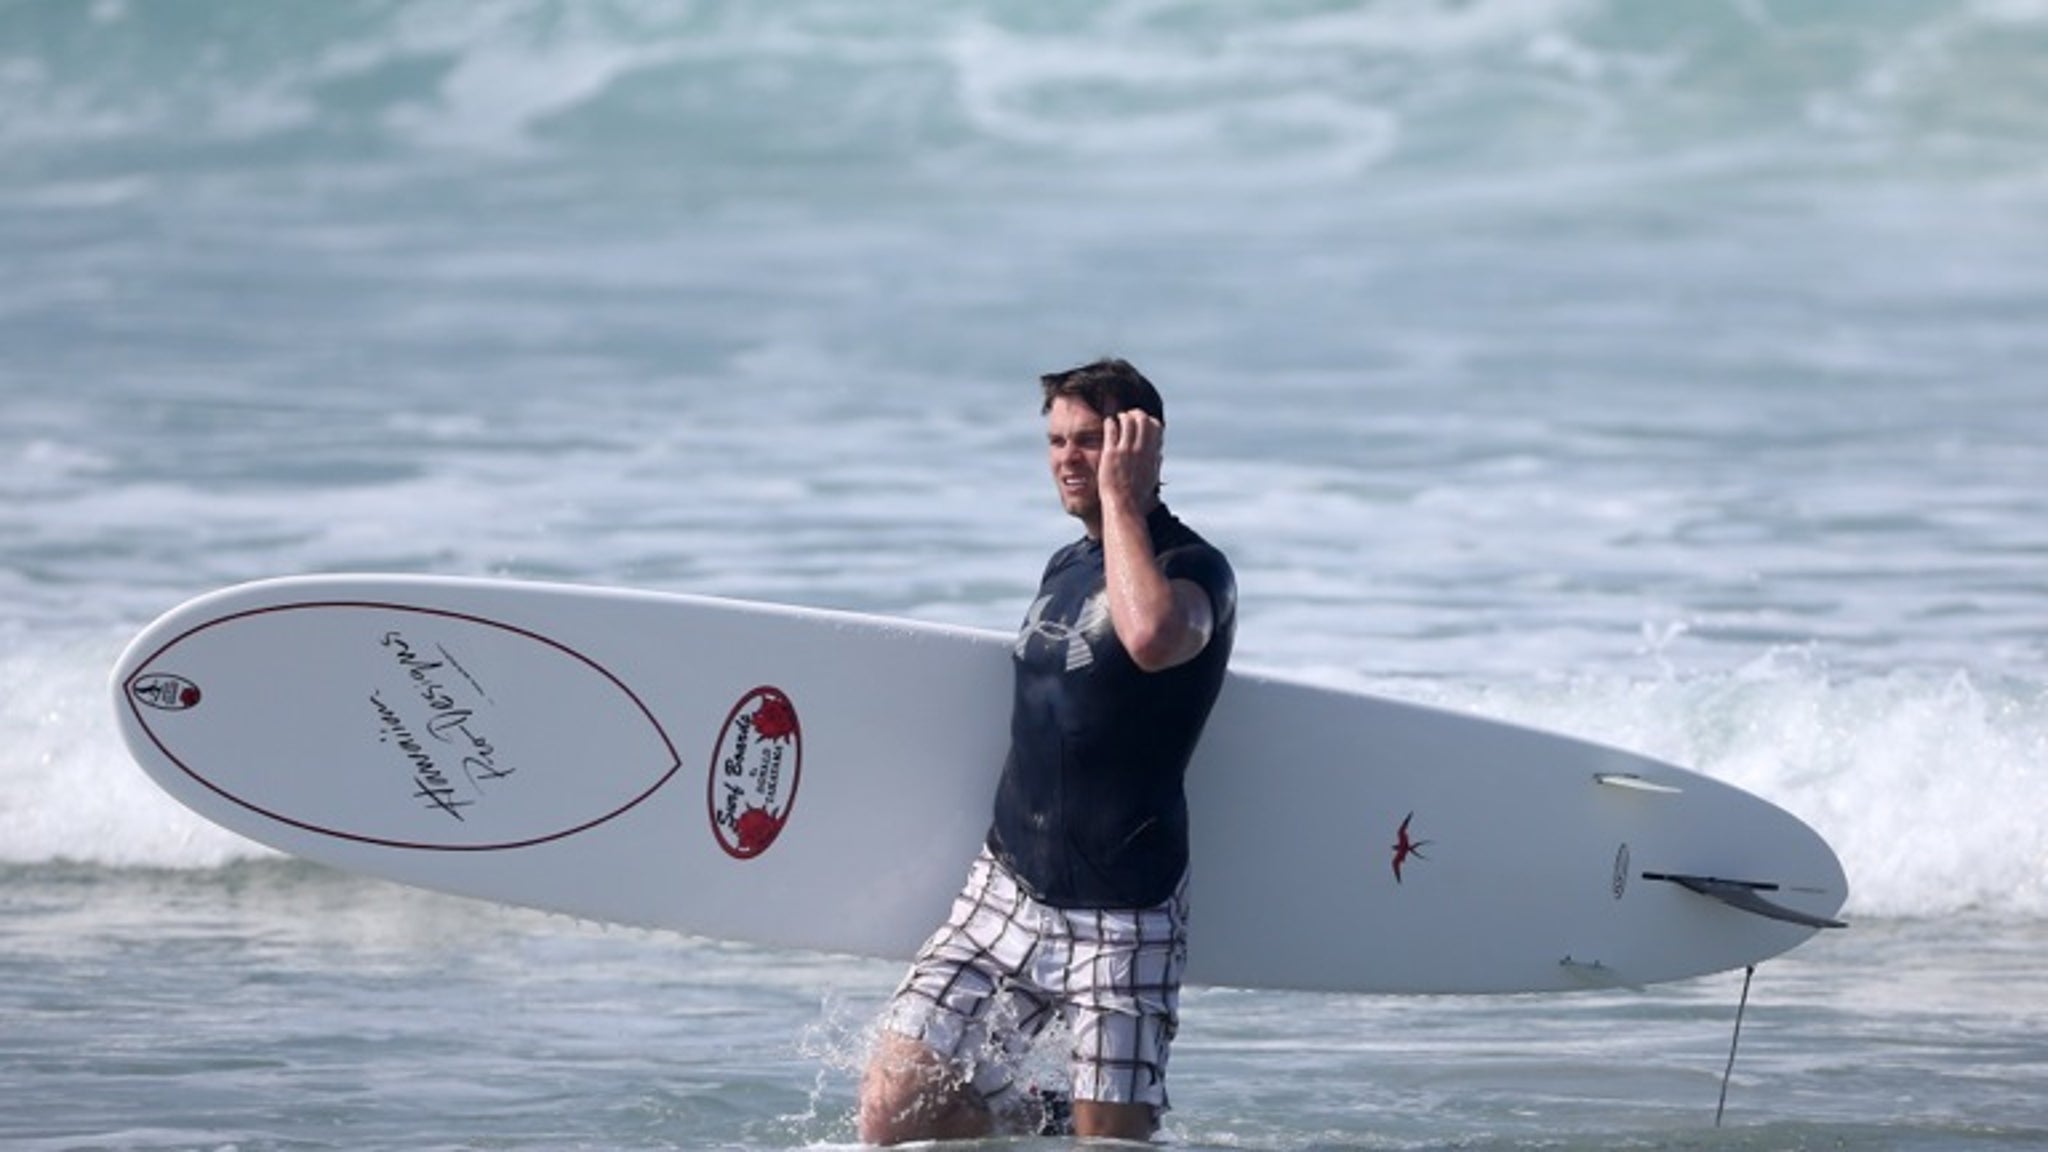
[1,633,264,869]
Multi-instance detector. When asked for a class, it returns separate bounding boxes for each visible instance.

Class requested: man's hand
[1097,408,1163,513]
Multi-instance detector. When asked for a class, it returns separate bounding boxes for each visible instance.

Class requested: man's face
[1045,394,1108,524]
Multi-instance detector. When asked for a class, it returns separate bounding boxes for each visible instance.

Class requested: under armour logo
[1016,593,1110,672]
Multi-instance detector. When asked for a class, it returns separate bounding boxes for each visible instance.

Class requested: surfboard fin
[1558,956,1642,991]
[1644,872,1847,930]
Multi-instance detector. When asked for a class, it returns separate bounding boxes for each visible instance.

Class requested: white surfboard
[111,575,1846,994]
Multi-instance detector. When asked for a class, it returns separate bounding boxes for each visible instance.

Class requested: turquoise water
[4,2,2045,1147]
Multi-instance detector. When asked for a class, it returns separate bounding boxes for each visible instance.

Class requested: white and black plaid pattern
[880,847,1188,1113]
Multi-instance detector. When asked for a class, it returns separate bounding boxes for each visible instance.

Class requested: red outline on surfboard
[121,601,686,852]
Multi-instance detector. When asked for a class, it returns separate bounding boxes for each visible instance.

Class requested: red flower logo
[733,805,788,856]
[752,693,798,741]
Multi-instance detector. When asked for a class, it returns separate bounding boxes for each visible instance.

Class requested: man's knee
[856,1034,988,1145]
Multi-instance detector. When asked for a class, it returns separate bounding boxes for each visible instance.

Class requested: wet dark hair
[1039,358,1164,424]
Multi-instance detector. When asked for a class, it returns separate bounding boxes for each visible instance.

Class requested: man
[857,358,1237,1144]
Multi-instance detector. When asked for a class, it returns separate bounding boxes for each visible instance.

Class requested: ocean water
[4,1,2046,1148]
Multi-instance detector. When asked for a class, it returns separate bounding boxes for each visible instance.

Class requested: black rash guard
[987,504,1236,909]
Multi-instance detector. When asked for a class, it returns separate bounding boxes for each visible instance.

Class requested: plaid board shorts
[878,845,1189,1114]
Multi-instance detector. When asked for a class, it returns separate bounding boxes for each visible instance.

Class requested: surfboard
[111,575,1846,994]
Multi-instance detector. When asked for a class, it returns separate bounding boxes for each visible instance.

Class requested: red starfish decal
[1391,812,1430,883]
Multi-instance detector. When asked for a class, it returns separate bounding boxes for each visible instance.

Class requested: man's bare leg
[856,1033,991,1146]
[1072,1099,1156,1141]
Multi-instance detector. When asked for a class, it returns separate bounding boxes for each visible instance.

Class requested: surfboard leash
[1714,964,1757,1127]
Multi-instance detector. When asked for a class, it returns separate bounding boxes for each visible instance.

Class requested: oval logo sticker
[708,686,802,860]
[131,673,202,711]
